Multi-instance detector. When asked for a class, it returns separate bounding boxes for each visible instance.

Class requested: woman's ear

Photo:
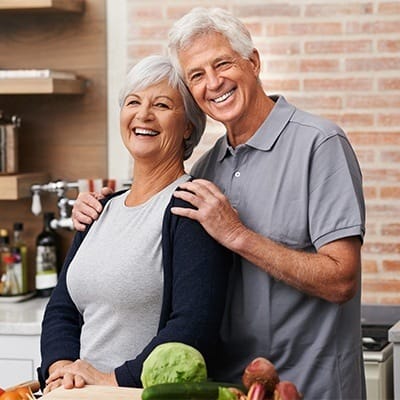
[184,121,193,140]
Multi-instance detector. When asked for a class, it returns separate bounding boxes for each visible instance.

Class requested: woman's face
[120,79,191,165]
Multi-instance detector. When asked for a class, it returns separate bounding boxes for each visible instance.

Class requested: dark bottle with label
[35,212,59,297]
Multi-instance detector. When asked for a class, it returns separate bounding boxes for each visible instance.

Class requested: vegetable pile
[240,357,302,400]
[140,343,302,400]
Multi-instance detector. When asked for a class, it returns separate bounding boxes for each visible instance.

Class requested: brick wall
[126,0,400,304]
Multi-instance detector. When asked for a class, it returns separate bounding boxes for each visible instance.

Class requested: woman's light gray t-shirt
[67,174,190,372]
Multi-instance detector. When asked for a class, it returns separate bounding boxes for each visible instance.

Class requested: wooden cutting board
[40,385,143,399]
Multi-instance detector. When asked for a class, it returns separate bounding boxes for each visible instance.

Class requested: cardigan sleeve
[114,196,232,387]
[37,228,88,389]
[37,191,127,389]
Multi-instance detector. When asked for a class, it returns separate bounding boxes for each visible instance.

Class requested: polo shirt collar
[217,95,296,161]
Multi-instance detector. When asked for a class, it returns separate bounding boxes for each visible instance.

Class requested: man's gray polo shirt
[191,95,366,399]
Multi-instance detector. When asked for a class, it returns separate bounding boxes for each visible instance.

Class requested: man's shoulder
[191,135,225,176]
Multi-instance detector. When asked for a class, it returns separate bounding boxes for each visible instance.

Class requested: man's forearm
[230,226,361,304]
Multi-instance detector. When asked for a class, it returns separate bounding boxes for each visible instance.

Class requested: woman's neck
[126,161,186,207]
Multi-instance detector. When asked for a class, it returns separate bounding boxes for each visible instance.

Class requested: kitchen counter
[0,296,49,387]
[41,385,143,400]
[0,296,48,335]
[389,321,400,400]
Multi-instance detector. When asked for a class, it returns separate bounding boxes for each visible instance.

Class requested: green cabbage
[141,342,208,388]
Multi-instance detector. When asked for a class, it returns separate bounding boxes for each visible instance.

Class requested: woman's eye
[126,99,139,106]
[155,102,170,109]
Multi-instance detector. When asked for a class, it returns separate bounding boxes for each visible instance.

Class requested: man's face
[178,32,260,130]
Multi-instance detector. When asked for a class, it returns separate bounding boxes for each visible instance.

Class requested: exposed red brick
[286,95,342,109]
[346,94,400,108]
[362,259,379,273]
[304,78,372,91]
[382,223,400,235]
[363,186,378,199]
[355,149,375,163]
[305,40,372,54]
[363,168,400,183]
[378,113,400,126]
[257,41,300,56]
[300,59,340,72]
[234,4,301,17]
[379,78,400,90]
[380,296,400,305]
[128,5,164,20]
[365,222,378,235]
[305,3,373,17]
[378,2,400,14]
[363,279,400,292]
[264,59,300,73]
[262,79,300,91]
[128,23,171,40]
[361,294,379,304]
[346,21,400,34]
[266,22,342,36]
[380,151,400,163]
[365,203,400,218]
[378,39,400,52]
[346,57,400,71]
[347,131,400,145]
[320,112,374,127]
[383,260,400,271]
[127,43,165,59]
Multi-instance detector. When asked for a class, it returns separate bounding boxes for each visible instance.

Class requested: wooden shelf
[0,0,84,13]
[0,172,49,200]
[0,78,87,94]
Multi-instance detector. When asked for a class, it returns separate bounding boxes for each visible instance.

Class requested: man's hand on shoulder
[72,187,113,231]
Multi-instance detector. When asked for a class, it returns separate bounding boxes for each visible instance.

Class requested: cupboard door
[0,335,40,387]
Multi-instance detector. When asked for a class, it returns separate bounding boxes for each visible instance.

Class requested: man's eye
[216,61,230,69]
[189,72,202,82]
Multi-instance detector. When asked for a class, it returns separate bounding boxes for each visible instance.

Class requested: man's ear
[249,48,261,76]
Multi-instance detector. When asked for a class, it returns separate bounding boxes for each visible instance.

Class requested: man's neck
[226,93,275,148]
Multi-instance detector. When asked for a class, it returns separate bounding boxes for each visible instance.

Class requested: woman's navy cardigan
[38,190,232,389]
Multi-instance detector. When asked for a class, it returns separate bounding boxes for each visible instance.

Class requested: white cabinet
[0,297,47,388]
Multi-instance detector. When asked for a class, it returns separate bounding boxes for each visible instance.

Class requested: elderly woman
[38,55,232,393]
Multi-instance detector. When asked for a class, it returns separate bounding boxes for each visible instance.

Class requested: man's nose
[205,70,223,90]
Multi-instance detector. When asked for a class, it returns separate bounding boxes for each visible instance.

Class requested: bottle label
[36,245,57,290]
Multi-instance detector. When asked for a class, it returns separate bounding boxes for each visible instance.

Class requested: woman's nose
[135,105,154,121]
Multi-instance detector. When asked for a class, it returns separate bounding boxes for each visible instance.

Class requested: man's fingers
[100,186,113,197]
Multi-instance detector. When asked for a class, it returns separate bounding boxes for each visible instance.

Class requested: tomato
[0,388,4,396]
[0,392,23,400]
[0,387,34,400]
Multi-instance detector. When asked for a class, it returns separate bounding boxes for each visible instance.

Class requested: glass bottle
[0,229,11,295]
[35,212,58,297]
[12,222,29,294]
[2,254,20,295]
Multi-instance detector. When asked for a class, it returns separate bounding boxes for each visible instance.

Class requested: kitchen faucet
[30,180,79,230]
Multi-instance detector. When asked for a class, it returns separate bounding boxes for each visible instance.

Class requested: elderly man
[72,8,366,399]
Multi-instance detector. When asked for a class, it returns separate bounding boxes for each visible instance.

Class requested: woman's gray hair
[168,7,255,78]
[119,55,206,160]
